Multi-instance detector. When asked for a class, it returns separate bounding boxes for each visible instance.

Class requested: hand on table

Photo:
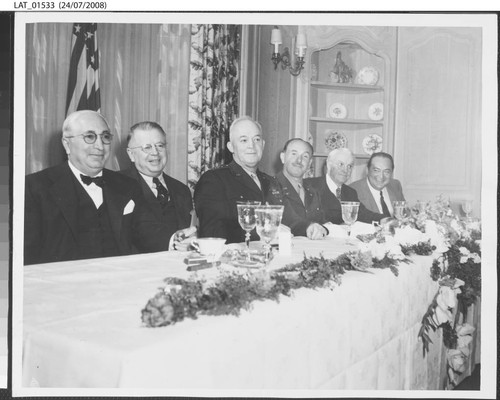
[170,226,197,251]
[306,223,328,240]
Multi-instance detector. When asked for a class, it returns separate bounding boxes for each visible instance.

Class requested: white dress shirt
[68,161,103,208]
[367,179,393,215]
[325,174,342,198]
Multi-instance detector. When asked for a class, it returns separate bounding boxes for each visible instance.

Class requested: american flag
[65,23,101,115]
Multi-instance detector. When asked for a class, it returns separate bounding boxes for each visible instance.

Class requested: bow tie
[80,174,105,187]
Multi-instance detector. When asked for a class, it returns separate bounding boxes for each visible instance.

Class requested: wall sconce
[270,26,307,77]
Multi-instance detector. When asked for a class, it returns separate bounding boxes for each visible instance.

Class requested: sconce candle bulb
[270,26,307,77]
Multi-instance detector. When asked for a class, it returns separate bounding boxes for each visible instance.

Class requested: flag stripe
[66,23,101,116]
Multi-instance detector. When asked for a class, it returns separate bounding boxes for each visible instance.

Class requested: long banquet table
[21,237,480,392]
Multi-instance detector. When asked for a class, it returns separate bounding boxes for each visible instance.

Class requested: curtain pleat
[187,24,241,189]
[25,23,191,182]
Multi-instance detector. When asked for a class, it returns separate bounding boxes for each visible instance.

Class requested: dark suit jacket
[121,165,193,240]
[266,172,326,237]
[349,178,405,215]
[305,176,384,224]
[193,161,272,244]
[24,162,170,265]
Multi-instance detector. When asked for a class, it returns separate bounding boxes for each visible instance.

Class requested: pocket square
[123,199,135,215]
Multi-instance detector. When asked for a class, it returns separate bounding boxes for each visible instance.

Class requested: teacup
[191,237,227,261]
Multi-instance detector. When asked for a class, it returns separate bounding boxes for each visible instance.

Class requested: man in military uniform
[267,138,328,239]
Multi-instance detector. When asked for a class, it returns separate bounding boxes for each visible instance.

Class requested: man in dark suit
[121,121,194,248]
[267,138,328,239]
[194,116,272,244]
[350,152,405,216]
[24,110,171,265]
[306,148,384,224]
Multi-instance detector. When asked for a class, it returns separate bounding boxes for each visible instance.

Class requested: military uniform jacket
[305,176,384,225]
[194,161,272,244]
[267,172,326,237]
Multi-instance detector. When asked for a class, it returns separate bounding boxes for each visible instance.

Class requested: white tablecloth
[21,237,479,392]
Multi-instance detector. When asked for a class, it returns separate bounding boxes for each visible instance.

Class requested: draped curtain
[25,23,191,181]
[187,24,241,189]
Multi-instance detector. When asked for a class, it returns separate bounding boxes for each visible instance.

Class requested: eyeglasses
[65,132,113,145]
[128,143,166,154]
[334,162,354,171]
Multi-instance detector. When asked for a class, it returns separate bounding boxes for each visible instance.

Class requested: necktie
[297,183,305,204]
[336,186,342,201]
[81,174,105,187]
[153,177,170,207]
[250,173,261,190]
[380,191,391,217]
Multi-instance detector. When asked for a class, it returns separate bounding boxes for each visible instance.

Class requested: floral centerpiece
[141,195,481,388]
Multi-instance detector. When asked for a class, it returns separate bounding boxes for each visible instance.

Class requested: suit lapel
[102,170,129,246]
[363,179,381,213]
[164,173,191,226]
[48,163,79,240]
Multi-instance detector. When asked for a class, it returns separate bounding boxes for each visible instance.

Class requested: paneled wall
[24,23,191,182]
[394,27,482,216]
[244,25,482,215]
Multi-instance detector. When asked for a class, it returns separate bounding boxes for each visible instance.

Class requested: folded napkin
[324,221,376,238]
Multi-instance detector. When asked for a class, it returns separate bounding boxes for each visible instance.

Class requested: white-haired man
[24,110,172,265]
[305,148,384,224]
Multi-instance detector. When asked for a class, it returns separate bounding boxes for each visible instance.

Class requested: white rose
[447,349,468,373]
[457,335,473,348]
[437,286,457,309]
[471,253,481,264]
[433,304,452,325]
[459,247,470,255]
[367,240,387,261]
[456,323,475,336]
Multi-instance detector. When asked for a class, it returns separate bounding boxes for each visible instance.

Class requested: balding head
[326,148,354,186]
[227,116,265,171]
[61,110,112,176]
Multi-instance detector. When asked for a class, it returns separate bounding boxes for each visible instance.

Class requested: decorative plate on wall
[325,130,348,151]
[368,103,384,121]
[328,103,347,119]
[356,66,379,85]
[362,134,383,154]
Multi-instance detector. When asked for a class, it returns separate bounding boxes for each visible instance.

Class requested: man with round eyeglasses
[121,121,194,249]
[305,148,384,225]
[24,110,172,265]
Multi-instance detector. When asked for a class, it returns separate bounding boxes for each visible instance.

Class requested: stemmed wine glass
[392,201,407,222]
[462,200,473,221]
[254,205,284,264]
[341,201,359,244]
[237,201,261,261]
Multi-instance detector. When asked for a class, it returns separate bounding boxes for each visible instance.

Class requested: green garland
[418,236,481,357]
[142,244,433,328]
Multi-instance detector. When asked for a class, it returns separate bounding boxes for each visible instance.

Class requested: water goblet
[237,201,261,261]
[254,205,284,264]
[462,200,473,221]
[341,201,359,244]
[392,201,407,222]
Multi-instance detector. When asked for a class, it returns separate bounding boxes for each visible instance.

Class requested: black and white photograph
[8,10,497,397]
